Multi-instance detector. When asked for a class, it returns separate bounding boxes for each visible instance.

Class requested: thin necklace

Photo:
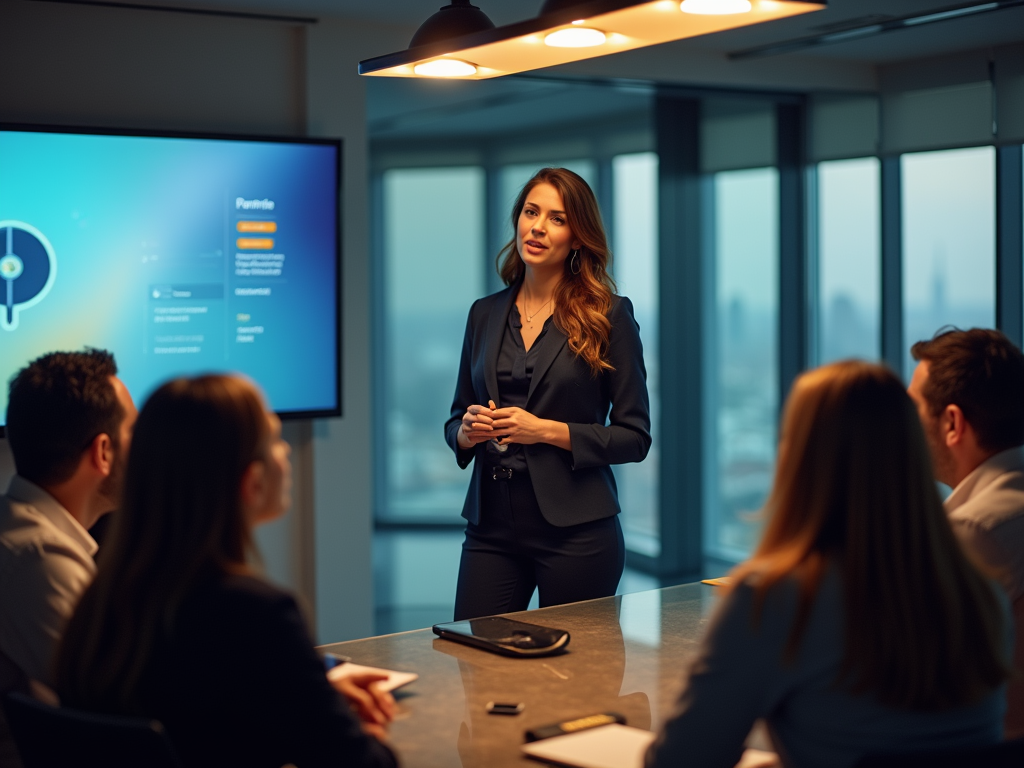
[522,285,553,329]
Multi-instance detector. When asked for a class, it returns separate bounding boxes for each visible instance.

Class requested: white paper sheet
[521,724,656,768]
[327,662,418,693]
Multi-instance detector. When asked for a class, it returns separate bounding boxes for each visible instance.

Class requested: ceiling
[62,0,1024,140]
[79,0,1024,65]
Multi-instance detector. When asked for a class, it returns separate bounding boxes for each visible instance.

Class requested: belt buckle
[492,467,513,481]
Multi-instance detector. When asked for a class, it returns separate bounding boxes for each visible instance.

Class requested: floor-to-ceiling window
[902,147,996,373]
[706,167,779,562]
[375,166,485,632]
[817,157,881,364]
[371,79,1024,627]
[381,167,486,521]
[611,152,660,557]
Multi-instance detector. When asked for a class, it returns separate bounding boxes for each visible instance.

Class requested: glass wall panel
[610,152,660,557]
[707,168,779,561]
[381,167,485,520]
[817,158,881,363]
[902,147,996,374]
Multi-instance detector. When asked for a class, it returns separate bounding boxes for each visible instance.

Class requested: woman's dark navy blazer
[445,283,652,528]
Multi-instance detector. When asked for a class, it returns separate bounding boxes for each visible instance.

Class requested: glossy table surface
[320,583,720,768]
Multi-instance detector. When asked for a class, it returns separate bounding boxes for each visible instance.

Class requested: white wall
[0,0,411,643]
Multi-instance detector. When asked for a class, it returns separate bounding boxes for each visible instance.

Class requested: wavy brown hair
[497,167,616,375]
[55,375,269,713]
[731,361,1008,710]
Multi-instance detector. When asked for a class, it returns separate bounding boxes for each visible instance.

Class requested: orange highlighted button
[236,238,275,250]
[237,221,277,233]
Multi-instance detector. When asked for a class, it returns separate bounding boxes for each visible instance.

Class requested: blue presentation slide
[0,129,339,425]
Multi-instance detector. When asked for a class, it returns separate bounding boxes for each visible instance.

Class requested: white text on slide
[236,198,275,210]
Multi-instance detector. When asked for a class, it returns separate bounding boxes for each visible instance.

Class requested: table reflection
[320,582,719,768]
[434,599,651,767]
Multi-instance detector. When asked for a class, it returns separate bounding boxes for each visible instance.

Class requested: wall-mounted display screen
[0,126,341,427]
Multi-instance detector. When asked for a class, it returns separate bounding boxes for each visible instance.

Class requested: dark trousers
[453,472,625,621]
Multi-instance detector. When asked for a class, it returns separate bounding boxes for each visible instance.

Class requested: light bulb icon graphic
[0,221,57,332]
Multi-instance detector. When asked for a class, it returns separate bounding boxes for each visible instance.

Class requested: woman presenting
[445,167,651,621]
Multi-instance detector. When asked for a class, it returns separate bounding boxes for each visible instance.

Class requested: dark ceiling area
[51,0,1024,141]
[64,0,1024,63]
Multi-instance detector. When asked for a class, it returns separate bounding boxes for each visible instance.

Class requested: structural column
[996,145,1024,348]
[652,94,703,578]
[777,102,808,402]
[880,155,904,377]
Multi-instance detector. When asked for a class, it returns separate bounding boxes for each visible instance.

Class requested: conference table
[319,583,721,767]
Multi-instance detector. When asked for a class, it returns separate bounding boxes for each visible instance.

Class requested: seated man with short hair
[909,328,1024,737]
[0,350,136,767]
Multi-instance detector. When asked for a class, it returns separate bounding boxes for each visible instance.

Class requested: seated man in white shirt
[0,350,136,767]
[908,328,1024,738]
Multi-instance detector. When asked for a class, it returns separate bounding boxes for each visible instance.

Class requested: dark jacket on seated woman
[62,571,394,768]
[650,566,1006,768]
[54,376,397,768]
[647,362,1012,768]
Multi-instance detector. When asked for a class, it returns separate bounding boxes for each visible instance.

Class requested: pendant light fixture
[358,0,826,80]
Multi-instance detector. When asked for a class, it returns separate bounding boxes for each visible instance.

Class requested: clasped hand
[459,401,549,447]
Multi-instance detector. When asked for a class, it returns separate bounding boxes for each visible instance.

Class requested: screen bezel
[0,122,343,432]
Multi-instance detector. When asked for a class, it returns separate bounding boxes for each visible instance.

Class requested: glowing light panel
[360,0,824,79]
[412,59,478,77]
[681,0,753,14]
[544,28,608,47]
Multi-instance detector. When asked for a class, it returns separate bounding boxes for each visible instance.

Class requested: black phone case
[432,616,571,657]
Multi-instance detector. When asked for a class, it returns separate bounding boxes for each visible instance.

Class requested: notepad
[326,662,418,693]
[521,724,656,768]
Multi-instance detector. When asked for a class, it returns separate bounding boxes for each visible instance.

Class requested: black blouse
[485,303,556,473]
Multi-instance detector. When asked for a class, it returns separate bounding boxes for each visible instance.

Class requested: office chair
[3,691,182,768]
[856,737,1024,768]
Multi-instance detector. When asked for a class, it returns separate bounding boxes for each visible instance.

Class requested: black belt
[491,466,513,480]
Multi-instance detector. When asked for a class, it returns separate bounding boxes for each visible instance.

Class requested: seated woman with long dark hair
[648,361,1010,768]
[55,376,397,768]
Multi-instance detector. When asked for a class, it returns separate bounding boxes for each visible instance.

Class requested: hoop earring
[570,250,581,275]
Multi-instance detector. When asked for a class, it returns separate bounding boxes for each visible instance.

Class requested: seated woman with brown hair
[54,375,397,768]
[647,361,1010,768]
